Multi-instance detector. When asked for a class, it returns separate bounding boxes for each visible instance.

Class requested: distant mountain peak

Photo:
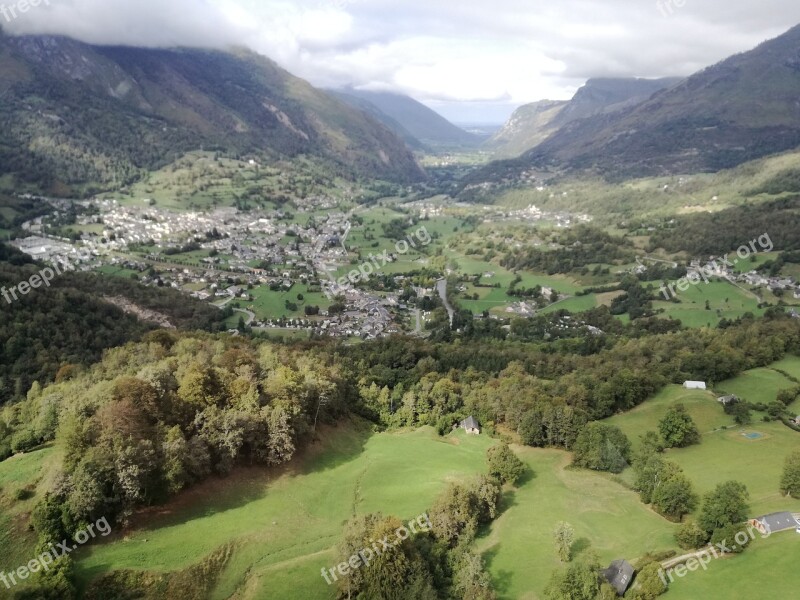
[332,88,479,149]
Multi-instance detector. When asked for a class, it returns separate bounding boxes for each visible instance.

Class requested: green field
[478,448,677,600]
[716,367,796,403]
[75,422,495,599]
[245,283,332,320]
[666,531,800,599]
[606,381,800,517]
[654,281,763,328]
[0,447,57,577]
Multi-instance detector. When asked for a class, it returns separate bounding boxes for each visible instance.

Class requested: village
[10,198,418,339]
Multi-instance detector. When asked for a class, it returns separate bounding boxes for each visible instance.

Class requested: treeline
[0,245,227,404]
[500,225,636,275]
[748,168,800,196]
[647,197,800,256]
[331,444,526,600]
[350,314,800,447]
[0,332,352,597]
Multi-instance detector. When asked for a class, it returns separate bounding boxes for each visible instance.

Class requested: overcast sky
[4,0,800,123]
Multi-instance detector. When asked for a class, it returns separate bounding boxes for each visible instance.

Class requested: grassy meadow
[74,422,494,599]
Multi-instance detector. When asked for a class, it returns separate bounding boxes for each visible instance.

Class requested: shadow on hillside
[482,545,514,597]
[97,417,375,540]
[516,465,537,487]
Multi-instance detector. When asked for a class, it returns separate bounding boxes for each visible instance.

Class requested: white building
[683,381,707,390]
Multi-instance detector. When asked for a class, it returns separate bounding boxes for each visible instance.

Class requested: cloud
[4,0,800,122]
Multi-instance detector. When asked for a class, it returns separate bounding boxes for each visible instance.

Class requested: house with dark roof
[601,560,634,596]
[459,416,481,435]
[748,512,800,536]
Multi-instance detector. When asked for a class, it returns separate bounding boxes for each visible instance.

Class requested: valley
[3,10,800,600]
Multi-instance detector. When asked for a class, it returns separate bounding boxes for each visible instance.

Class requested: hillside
[523,25,800,178]
[487,78,680,158]
[328,90,426,150]
[0,243,227,405]
[0,33,425,196]
[486,100,568,158]
[333,88,479,148]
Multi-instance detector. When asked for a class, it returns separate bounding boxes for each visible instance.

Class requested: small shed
[748,512,800,535]
[717,395,738,406]
[683,381,707,390]
[459,416,481,435]
[601,559,634,596]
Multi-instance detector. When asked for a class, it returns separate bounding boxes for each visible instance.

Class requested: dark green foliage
[13,555,77,600]
[544,558,601,600]
[0,244,225,404]
[697,481,750,536]
[501,225,635,275]
[675,520,710,550]
[629,561,668,600]
[651,473,698,520]
[572,423,631,473]
[780,449,800,498]
[486,443,526,485]
[709,524,749,554]
[658,404,700,448]
[648,197,800,256]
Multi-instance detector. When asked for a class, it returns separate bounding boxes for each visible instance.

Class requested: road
[233,307,256,326]
[436,278,455,326]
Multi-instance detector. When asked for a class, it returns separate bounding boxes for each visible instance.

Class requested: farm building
[748,512,800,536]
[601,559,634,596]
[459,416,481,435]
[683,381,707,390]
[717,395,738,405]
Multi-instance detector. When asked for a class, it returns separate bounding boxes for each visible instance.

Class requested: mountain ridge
[333,88,479,148]
[0,33,426,195]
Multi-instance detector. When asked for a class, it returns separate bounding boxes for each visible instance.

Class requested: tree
[651,473,698,520]
[634,455,680,505]
[334,514,437,600]
[675,520,709,550]
[697,481,750,535]
[486,443,526,485]
[658,404,700,448]
[544,559,600,600]
[780,449,800,498]
[453,552,498,600]
[629,561,668,600]
[429,479,500,547]
[572,423,631,473]
[730,402,752,425]
[552,522,575,562]
[710,524,748,554]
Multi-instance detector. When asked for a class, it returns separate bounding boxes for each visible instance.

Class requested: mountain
[486,100,568,158]
[333,89,479,148]
[0,33,425,195]
[487,78,681,158]
[328,90,425,150]
[516,25,800,178]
